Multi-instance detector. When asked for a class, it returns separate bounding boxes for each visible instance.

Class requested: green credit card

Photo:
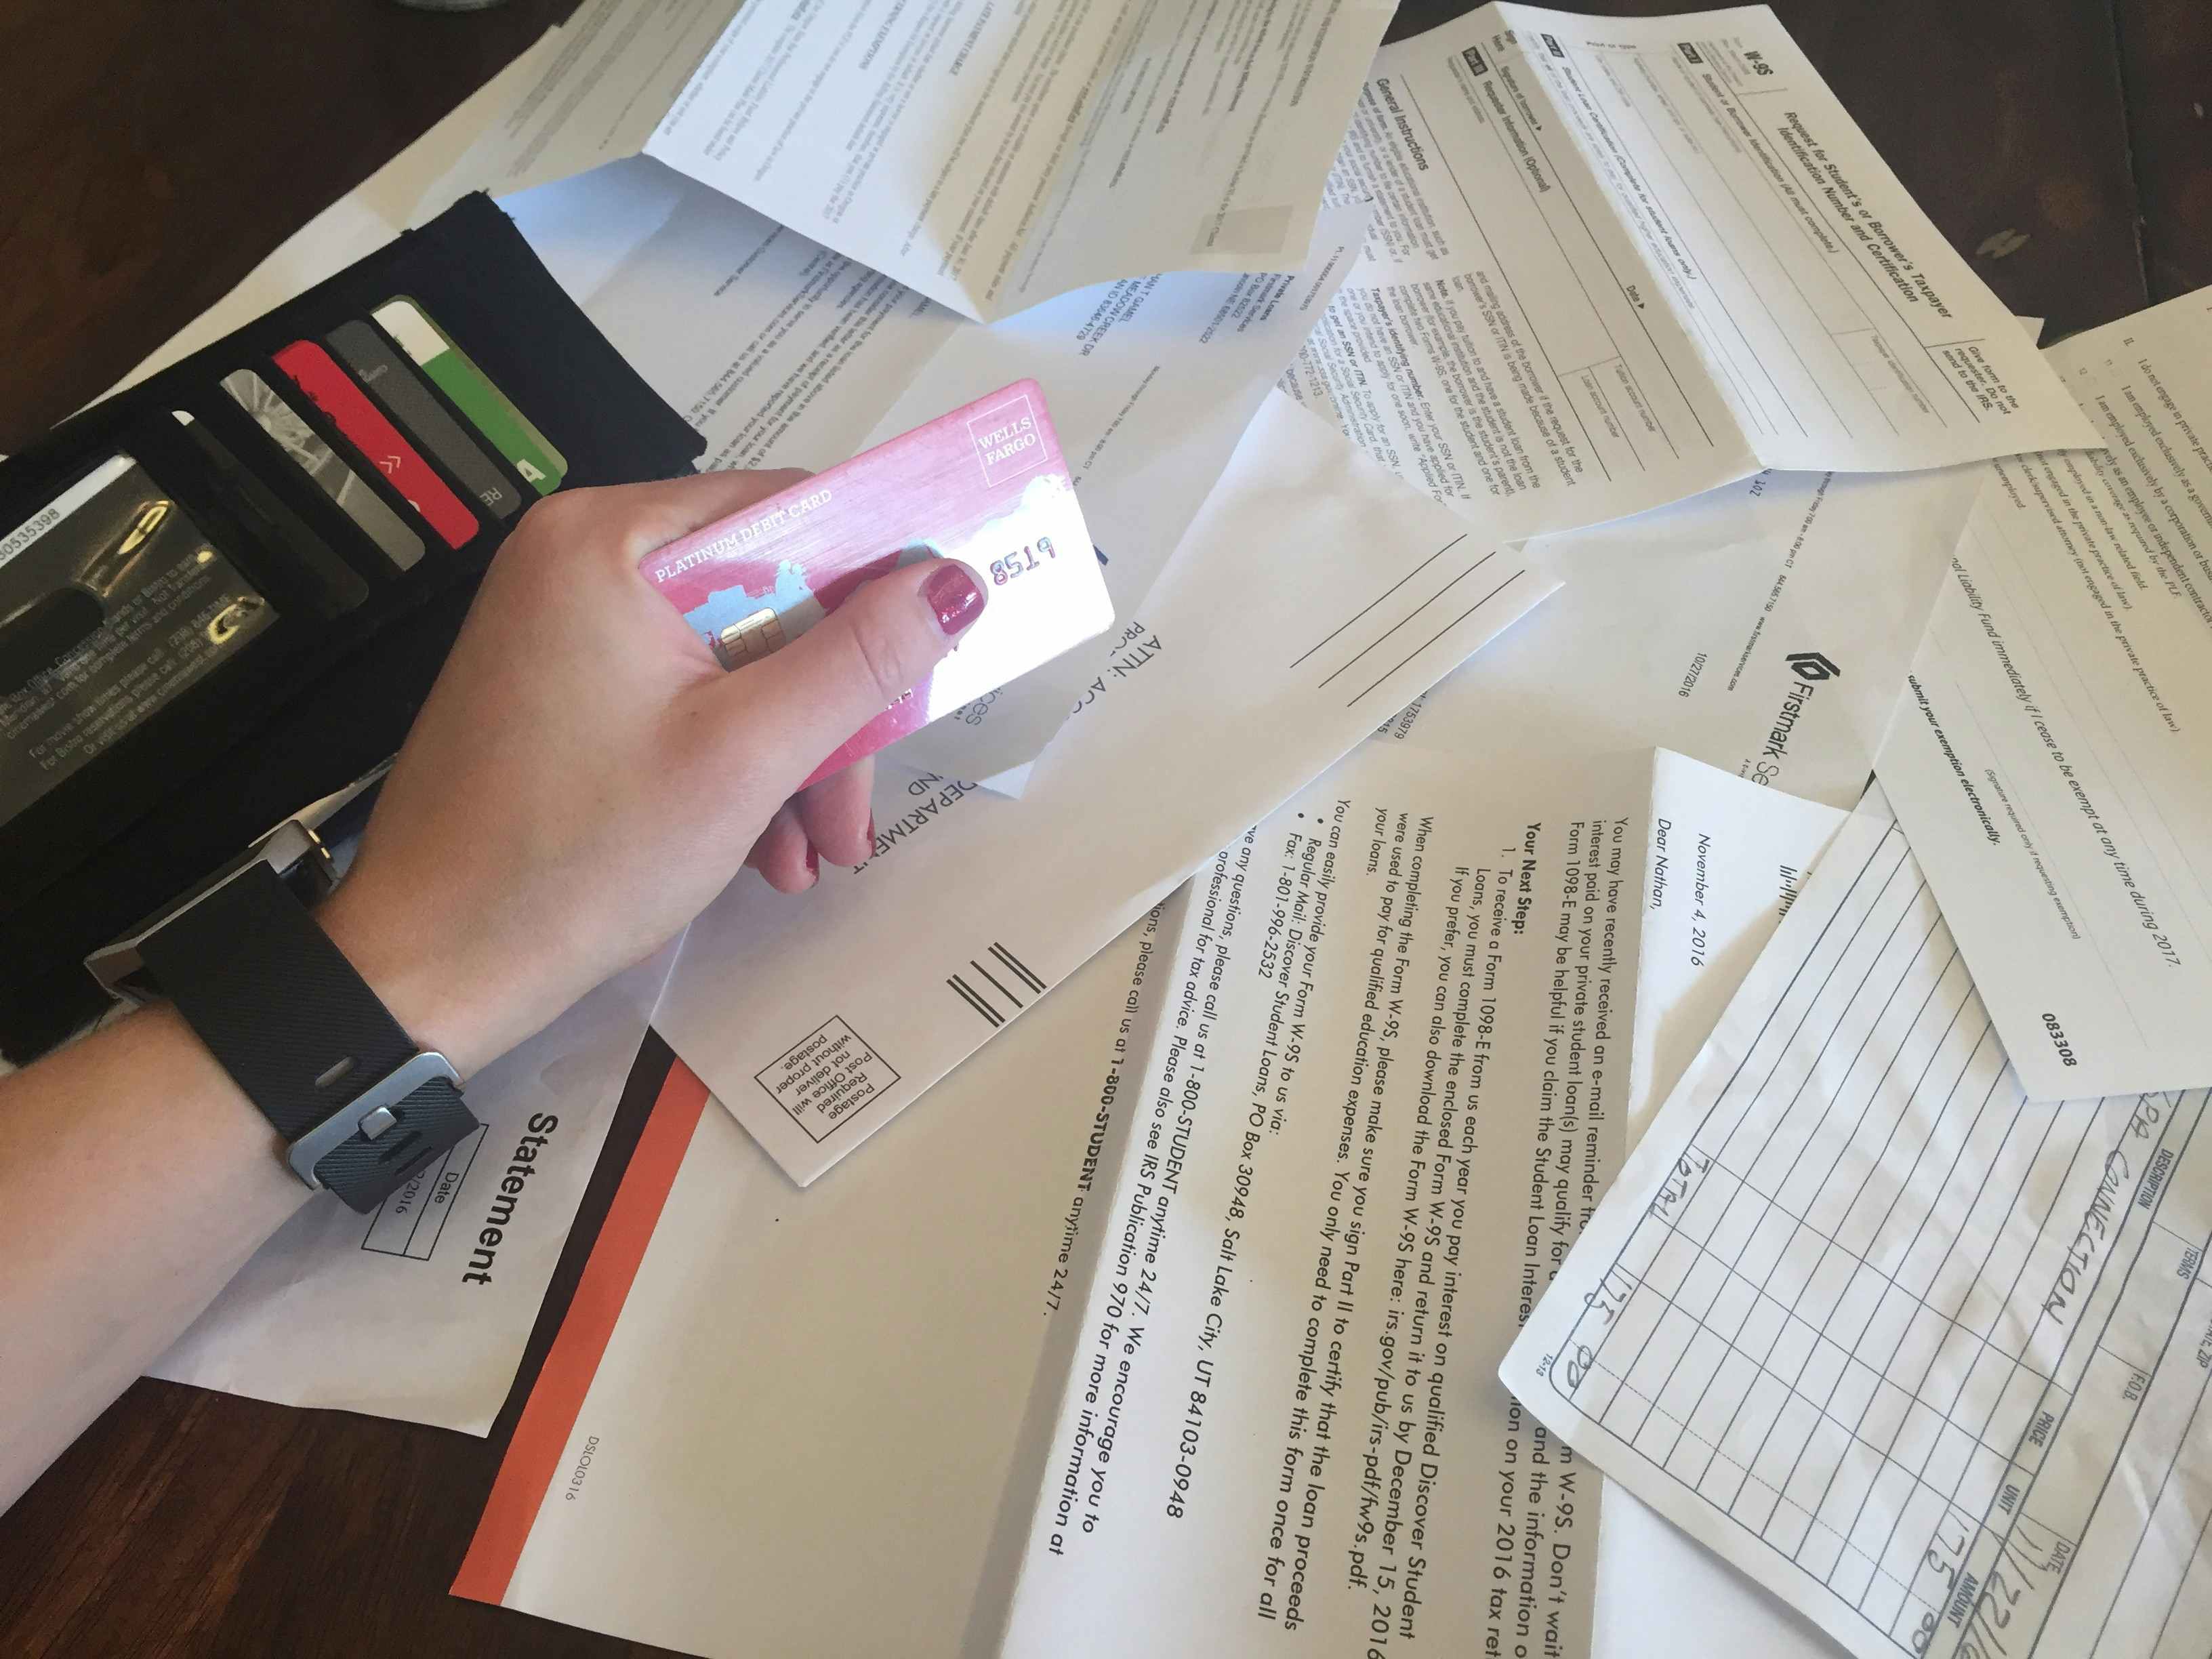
[372,296,567,494]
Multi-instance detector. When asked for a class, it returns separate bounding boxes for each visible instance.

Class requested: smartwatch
[85,771,478,1213]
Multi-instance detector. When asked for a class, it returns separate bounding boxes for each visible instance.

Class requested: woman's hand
[319,468,987,1076]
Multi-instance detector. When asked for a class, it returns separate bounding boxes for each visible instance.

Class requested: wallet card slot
[182,384,401,594]
[218,354,436,573]
[325,316,531,523]
[265,337,480,552]
[371,294,567,497]
[126,401,372,623]
[385,199,704,489]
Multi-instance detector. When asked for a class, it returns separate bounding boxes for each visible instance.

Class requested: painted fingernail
[866,813,876,851]
[804,844,819,879]
[924,560,985,638]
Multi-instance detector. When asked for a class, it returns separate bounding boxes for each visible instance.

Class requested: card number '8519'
[991,535,1058,585]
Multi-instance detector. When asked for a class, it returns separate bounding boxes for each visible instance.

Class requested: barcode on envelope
[947,942,1047,1027]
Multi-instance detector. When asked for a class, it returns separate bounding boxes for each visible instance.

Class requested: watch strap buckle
[285,1050,465,1191]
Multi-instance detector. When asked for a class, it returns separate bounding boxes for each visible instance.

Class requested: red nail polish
[866,813,876,850]
[804,844,819,878]
[924,561,985,638]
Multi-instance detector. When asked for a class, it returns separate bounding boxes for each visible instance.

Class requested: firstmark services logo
[1786,651,1841,682]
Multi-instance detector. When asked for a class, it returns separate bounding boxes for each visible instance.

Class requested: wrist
[315,884,493,1078]
[134,1002,315,1212]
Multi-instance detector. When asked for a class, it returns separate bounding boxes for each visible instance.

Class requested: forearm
[0,1004,307,1511]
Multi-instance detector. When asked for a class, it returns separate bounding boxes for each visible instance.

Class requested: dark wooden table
[1,2,2206,1653]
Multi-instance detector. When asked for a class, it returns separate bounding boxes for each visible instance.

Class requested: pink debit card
[640,381,1111,783]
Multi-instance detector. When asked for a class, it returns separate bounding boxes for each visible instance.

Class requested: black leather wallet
[0,192,705,1061]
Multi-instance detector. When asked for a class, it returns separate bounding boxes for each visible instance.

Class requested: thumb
[715,556,988,794]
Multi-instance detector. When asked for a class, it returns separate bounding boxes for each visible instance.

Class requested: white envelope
[653,393,1560,1184]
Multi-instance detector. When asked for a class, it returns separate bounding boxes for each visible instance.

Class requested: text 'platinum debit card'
[640,380,1110,781]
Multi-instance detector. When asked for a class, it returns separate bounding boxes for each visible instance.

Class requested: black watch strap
[136,861,478,1212]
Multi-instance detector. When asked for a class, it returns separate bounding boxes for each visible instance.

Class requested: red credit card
[272,340,478,549]
[640,380,1111,784]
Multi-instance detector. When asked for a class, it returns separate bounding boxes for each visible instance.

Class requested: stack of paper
[1506,797,2212,1659]
[100,3,2212,1657]
[1496,287,2212,1659]
[451,742,1850,1656]
[613,0,2092,1178]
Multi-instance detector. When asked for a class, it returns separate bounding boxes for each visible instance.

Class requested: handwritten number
[1564,1345,1595,1390]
